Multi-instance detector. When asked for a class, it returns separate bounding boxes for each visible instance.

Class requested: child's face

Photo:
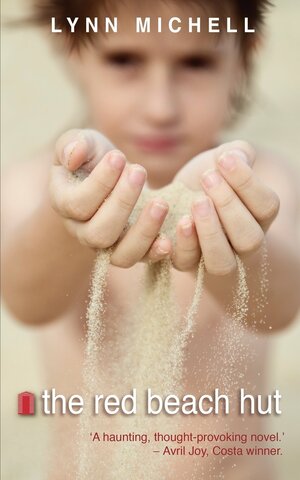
[68,1,243,186]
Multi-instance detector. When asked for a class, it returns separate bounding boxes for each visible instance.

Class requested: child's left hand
[172,141,280,274]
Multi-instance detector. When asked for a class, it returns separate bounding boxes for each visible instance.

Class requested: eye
[104,52,142,68]
[180,55,216,70]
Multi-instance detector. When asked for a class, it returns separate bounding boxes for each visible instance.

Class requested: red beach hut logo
[18,391,35,415]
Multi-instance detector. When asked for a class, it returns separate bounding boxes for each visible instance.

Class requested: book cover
[1,1,300,479]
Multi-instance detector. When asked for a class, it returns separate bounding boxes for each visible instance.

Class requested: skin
[2,2,300,327]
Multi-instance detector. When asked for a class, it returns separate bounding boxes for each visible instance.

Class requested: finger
[50,149,126,221]
[192,196,236,276]
[216,149,280,230]
[110,199,169,268]
[147,236,173,263]
[200,169,264,255]
[70,163,147,249]
[55,128,115,172]
[172,215,200,271]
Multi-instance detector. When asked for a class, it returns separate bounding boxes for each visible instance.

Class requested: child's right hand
[49,129,172,267]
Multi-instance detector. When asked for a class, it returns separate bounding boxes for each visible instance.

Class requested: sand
[74,180,267,479]
[75,181,206,478]
[76,248,111,479]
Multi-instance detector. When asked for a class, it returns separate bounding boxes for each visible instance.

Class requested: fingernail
[128,165,146,187]
[201,169,222,189]
[218,149,249,171]
[150,202,168,220]
[109,151,126,170]
[157,238,170,255]
[194,197,211,217]
[63,141,79,165]
[180,215,193,237]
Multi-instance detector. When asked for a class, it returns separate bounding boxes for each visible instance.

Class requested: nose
[141,65,180,128]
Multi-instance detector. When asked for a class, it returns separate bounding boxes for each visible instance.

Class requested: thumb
[175,140,255,191]
[215,140,255,168]
[54,128,116,172]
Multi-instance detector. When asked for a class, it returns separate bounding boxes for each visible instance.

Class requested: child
[2,0,300,478]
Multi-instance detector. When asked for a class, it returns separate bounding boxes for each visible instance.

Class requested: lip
[134,135,180,153]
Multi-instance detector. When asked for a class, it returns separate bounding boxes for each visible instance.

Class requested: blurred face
[68,1,243,187]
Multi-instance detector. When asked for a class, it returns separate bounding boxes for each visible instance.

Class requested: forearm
[202,233,300,332]
[2,196,96,325]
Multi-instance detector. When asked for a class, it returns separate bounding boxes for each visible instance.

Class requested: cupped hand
[50,128,172,267]
[171,141,280,274]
